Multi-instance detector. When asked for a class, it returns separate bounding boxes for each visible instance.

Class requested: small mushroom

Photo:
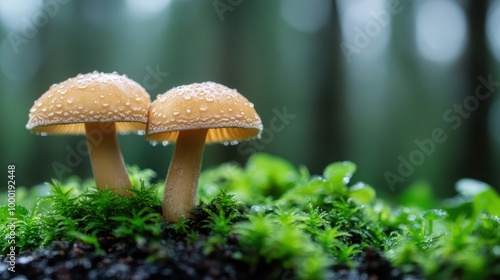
[147,82,263,221]
[26,71,151,196]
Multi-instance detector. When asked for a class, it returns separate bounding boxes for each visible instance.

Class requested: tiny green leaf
[456,178,490,197]
[398,181,436,209]
[349,182,376,204]
[323,162,356,185]
[422,209,448,221]
[473,189,500,217]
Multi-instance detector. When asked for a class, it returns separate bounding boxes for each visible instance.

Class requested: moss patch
[1,153,500,279]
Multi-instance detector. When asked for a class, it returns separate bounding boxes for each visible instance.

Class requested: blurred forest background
[0,0,499,198]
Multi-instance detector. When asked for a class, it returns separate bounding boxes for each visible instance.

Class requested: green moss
[1,154,500,279]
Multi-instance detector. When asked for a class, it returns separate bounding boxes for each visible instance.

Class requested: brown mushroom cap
[26,71,150,135]
[146,81,263,143]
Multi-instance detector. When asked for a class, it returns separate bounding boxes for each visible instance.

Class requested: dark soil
[0,235,410,280]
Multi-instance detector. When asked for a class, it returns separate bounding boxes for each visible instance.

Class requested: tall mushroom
[26,71,151,196]
[147,82,263,221]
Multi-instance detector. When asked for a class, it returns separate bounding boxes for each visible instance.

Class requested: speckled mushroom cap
[146,82,263,143]
[26,71,151,135]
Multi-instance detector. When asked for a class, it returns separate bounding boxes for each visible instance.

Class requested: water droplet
[136,97,141,101]
[125,101,130,106]
[228,108,233,112]
[173,109,180,116]
[77,105,83,109]
[338,176,350,185]
[137,130,145,135]
[48,112,54,116]
[150,141,158,146]
[249,102,254,108]
[60,89,67,94]
[30,108,36,112]
[186,108,191,113]
[200,105,208,111]
[250,205,266,213]
[162,141,169,146]
[77,84,87,89]
[230,140,239,145]
[103,103,109,107]
[223,141,230,146]
[184,95,191,100]
[206,97,214,102]
[40,132,48,136]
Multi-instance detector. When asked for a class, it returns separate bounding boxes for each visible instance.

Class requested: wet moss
[1,153,499,279]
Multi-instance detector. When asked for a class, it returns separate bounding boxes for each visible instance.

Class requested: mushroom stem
[163,129,208,222]
[85,122,132,197]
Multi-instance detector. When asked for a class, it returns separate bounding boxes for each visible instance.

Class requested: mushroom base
[163,129,208,222]
[85,122,132,197]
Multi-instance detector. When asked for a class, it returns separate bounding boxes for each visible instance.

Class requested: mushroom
[146,82,262,221]
[26,71,151,197]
